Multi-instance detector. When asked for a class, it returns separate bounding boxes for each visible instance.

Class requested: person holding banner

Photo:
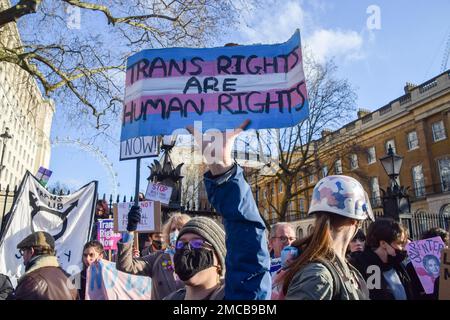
[13,231,78,300]
[282,175,373,300]
[116,212,190,300]
[163,120,271,300]
[76,241,105,300]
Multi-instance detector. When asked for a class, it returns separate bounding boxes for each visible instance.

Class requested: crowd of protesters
[0,124,449,300]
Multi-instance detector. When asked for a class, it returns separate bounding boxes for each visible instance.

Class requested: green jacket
[286,258,369,300]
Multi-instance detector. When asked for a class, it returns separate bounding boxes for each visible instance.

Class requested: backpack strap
[314,258,343,300]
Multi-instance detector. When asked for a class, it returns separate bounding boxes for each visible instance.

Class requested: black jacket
[0,273,13,300]
[349,248,416,300]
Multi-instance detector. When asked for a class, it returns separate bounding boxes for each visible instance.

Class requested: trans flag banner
[120,29,309,140]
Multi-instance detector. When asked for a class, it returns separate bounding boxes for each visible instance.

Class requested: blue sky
[48,0,450,197]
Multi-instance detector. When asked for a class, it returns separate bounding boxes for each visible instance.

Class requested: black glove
[127,205,141,232]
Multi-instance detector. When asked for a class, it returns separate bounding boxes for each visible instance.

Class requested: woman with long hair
[283,175,374,300]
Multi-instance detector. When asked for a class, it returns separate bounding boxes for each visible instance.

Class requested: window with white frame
[432,121,447,142]
[407,131,419,150]
[335,159,343,174]
[350,154,358,170]
[385,139,396,153]
[412,165,425,197]
[298,176,304,187]
[322,166,328,177]
[308,174,315,184]
[367,147,376,164]
[438,158,450,192]
[278,181,283,193]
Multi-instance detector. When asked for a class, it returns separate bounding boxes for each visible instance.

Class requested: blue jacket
[204,165,271,300]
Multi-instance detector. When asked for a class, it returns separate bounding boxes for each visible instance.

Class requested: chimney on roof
[404,82,417,94]
[357,108,371,119]
[321,128,332,138]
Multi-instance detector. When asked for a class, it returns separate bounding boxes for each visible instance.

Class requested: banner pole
[133,158,141,254]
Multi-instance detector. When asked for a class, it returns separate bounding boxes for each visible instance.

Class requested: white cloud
[305,29,364,63]
[236,0,365,63]
[238,0,307,44]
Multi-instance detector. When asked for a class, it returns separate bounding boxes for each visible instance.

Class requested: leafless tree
[247,55,364,222]
[0,0,251,135]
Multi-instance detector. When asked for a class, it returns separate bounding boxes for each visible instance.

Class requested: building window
[407,131,419,150]
[299,198,305,213]
[322,166,328,177]
[271,183,275,196]
[278,181,283,193]
[412,165,425,197]
[438,158,450,192]
[370,177,380,202]
[298,176,304,187]
[367,147,376,164]
[385,139,396,153]
[308,174,315,184]
[350,154,358,170]
[432,121,446,142]
[335,159,342,174]
[263,189,267,199]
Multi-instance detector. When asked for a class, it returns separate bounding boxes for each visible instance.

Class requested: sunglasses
[175,239,213,251]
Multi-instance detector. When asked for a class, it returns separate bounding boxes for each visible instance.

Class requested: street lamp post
[0,127,13,180]
[148,135,183,222]
[379,145,411,221]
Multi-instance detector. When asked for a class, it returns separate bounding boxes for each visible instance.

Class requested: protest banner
[85,259,152,300]
[439,248,450,300]
[406,236,445,294]
[113,200,161,233]
[145,182,173,205]
[36,166,53,187]
[97,219,121,251]
[0,172,97,285]
[120,29,309,139]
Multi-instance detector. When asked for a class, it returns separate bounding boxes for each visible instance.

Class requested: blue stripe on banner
[126,30,301,68]
[120,101,309,140]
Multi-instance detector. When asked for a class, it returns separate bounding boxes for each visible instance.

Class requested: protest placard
[85,260,152,300]
[97,219,121,250]
[35,166,52,187]
[113,201,161,233]
[145,182,173,205]
[406,236,445,294]
[120,29,309,139]
[439,248,450,300]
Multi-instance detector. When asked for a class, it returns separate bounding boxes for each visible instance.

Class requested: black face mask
[173,248,215,281]
[152,240,162,250]
[387,248,408,265]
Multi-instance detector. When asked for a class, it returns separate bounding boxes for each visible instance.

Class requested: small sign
[113,201,161,233]
[406,236,445,294]
[36,166,52,187]
[97,219,121,250]
[145,182,173,205]
[119,136,160,160]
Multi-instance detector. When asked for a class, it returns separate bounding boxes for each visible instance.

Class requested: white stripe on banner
[124,62,305,103]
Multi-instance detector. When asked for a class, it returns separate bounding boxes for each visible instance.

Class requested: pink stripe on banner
[122,81,307,123]
[125,48,302,86]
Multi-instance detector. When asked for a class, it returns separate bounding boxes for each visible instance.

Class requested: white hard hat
[308,175,374,221]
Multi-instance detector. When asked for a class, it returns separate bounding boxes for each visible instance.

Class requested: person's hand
[127,205,141,232]
[187,119,250,176]
[133,249,140,258]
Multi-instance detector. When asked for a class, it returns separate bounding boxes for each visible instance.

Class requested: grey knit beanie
[177,216,226,275]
